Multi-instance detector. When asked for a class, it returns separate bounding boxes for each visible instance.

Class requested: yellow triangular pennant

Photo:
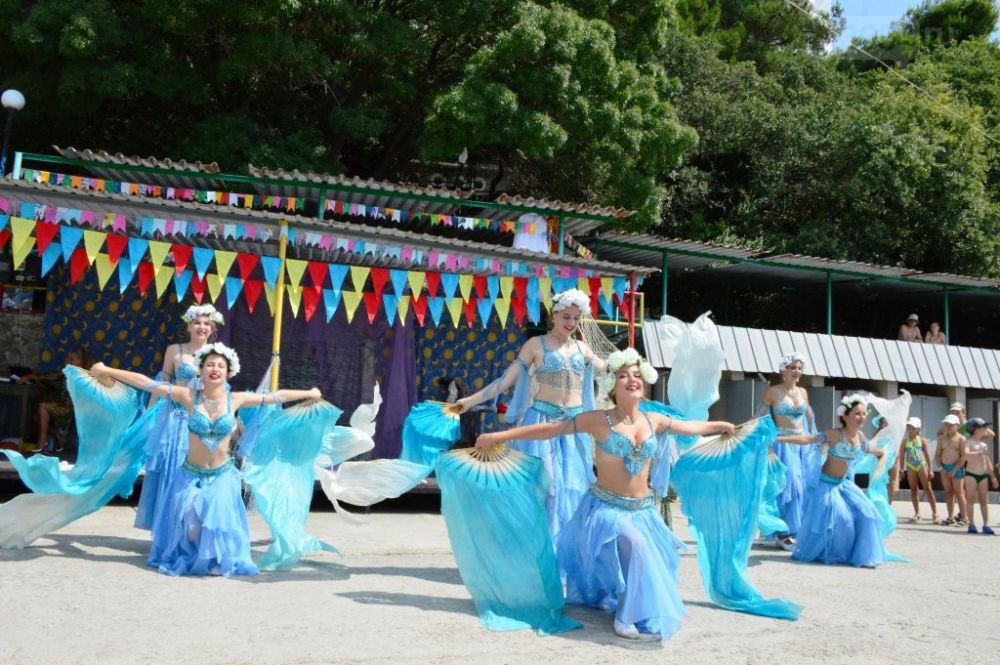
[286,284,302,318]
[446,296,463,328]
[148,240,171,269]
[82,230,106,265]
[342,289,362,324]
[499,276,514,299]
[396,295,410,325]
[349,266,370,291]
[601,276,613,302]
[538,277,552,299]
[10,217,36,269]
[94,254,115,290]
[406,271,425,296]
[458,274,474,301]
[494,298,511,328]
[213,250,237,279]
[576,277,591,295]
[205,272,224,303]
[285,259,308,287]
[263,284,277,316]
[154,265,174,298]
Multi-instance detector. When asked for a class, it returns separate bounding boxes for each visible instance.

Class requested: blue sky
[824,1,922,49]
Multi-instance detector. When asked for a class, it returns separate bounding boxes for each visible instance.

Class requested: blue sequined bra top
[535,337,587,394]
[176,361,198,381]
[187,390,235,451]
[595,412,658,477]
[820,430,870,460]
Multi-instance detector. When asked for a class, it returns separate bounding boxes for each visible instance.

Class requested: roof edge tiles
[641,320,1000,390]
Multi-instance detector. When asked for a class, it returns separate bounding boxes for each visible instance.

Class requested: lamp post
[1,89,26,177]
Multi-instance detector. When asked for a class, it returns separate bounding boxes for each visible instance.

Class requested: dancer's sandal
[614,620,659,642]
[775,536,796,552]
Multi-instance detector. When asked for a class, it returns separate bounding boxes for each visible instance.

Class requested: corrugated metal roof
[642,319,1000,389]
[591,231,1000,293]
[52,146,227,191]
[0,178,654,276]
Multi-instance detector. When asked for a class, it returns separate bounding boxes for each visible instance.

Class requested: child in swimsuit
[935,414,967,526]
[896,417,937,523]
[956,418,998,535]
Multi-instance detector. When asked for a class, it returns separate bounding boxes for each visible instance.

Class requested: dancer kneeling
[475,350,735,641]
[91,343,321,577]
[777,394,887,567]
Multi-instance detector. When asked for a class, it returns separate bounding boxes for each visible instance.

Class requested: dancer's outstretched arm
[91,362,191,403]
[232,388,321,409]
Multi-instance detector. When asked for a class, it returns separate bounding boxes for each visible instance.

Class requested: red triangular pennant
[236,253,260,281]
[303,286,321,321]
[473,274,487,299]
[590,289,600,320]
[424,271,441,297]
[513,276,528,296]
[190,272,206,303]
[172,243,192,275]
[370,268,389,297]
[463,296,477,328]
[307,261,327,289]
[243,279,262,313]
[411,294,428,326]
[363,292,381,324]
[137,261,155,296]
[511,294,527,326]
[106,234,128,267]
[70,247,89,284]
[0,229,11,248]
[35,222,60,253]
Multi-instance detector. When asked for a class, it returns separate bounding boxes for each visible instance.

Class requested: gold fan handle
[85,369,118,388]
[470,442,509,462]
[443,402,464,417]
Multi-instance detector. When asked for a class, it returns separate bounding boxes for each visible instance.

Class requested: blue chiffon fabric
[148,460,258,577]
[793,474,885,567]
[757,453,790,539]
[557,487,687,641]
[134,403,189,530]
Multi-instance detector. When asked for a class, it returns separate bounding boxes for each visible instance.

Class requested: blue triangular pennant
[174,269,193,299]
[427,296,444,326]
[441,273,459,299]
[599,291,614,319]
[328,264,348,291]
[60,225,83,262]
[260,256,281,288]
[476,297,493,328]
[527,298,541,325]
[225,277,244,310]
[128,237,149,269]
[527,277,540,303]
[613,277,628,302]
[487,275,500,299]
[0,214,8,231]
[192,247,214,280]
[41,242,61,277]
[389,269,408,295]
[323,288,342,322]
[383,293,398,325]
[118,259,137,293]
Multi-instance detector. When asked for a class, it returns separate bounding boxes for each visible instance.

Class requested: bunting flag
[322,288,342,322]
[94,254,116,290]
[383,293,399,325]
[171,243,192,275]
[286,284,303,318]
[117,257,137,293]
[511,294,527,326]
[458,274,474,302]
[237,253,260,281]
[476,297,493,329]
[302,286,321,321]
[285,258,308,287]
[464,296,478,328]
[306,261,327,289]
[263,284,277,316]
[11,217,36,268]
[106,234,128,267]
[128,237,149,269]
[192,247,214,279]
[137,262,155,296]
[225,276,244,309]
[243,279,263,313]
[349,265,370,292]
[342,289,363,324]
[396,295,410,325]
[499,276,514,299]
[41,242,62,277]
[148,240,170,270]
[155,265,174,298]
[441,272,459,300]
[425,271,441,297]
[206,272,224,303]
[328,264,348,291]
[407,270,425,297]
[410,294,427,326]
[494,298,511,327]
[261,256,282,288]
[363,291,381,324]
[446,295,463,328]
[35,221,60,253]
[214,250,237,280]
[370,267,390,297]
[473,274,487,299]
[427,296,444,326]
[176,270,195,301]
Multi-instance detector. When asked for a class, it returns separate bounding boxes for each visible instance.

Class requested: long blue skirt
[558,486,687,640]
[773,438,805,535]
[507,401,593,542]
[792,474,885,567]
[148,460,258,577]
[134,404,189,530]
[757,453,789,539]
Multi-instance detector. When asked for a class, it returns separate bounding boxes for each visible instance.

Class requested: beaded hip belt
[588,484,658,511]
[530,399,584,420]
[182,457,234,477]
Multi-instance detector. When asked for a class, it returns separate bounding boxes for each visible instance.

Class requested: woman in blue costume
[475,348,736,641]
[91,343,321,576]
[134,304,223,532]
[777,394,887,568]
[454,288,602,541]
[756,352,815,551]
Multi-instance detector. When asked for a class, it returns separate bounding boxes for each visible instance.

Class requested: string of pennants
[0,213,636,329]
[23,167,558,237]
[11,196,597,278]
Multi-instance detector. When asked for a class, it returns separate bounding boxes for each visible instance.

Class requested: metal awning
[642,320,1000,390]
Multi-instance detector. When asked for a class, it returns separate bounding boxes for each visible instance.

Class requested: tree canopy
[2,0,1000,279]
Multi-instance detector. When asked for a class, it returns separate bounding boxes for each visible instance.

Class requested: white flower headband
[551,288,591,317]
[182,304,225,326]
[836,393,867,417]
[193,342,241,378]
[777,352,807,373]
[598,348,658,394]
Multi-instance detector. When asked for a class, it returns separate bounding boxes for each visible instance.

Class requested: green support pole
[661,251,668,316]
[317,187,327,221]
[557,215,565,256]
[943,286,950,341]
[826,272,833,335]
